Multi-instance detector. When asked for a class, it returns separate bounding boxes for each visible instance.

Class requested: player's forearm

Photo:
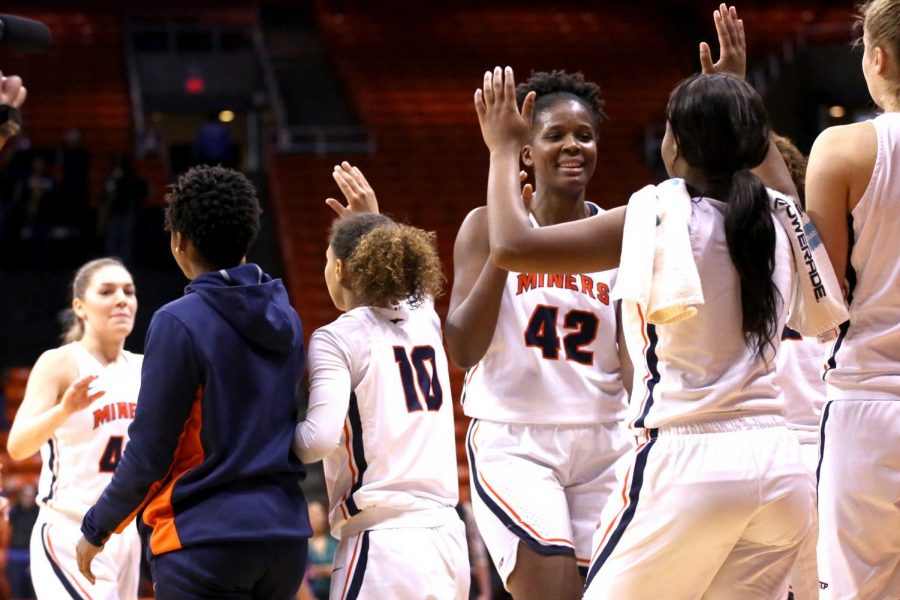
[7,404,71,460]
[485,150,536,271]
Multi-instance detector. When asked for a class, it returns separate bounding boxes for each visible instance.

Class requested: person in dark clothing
[99,154,148,265]
[6,485,38,600]
[76,165,311,600]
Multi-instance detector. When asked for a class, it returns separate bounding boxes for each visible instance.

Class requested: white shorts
[817,400,900,600]
[788,440,821,600]
[584,415,815,600]
[329,520,469,600]
[466,419,630,585]
[30,508,141,600]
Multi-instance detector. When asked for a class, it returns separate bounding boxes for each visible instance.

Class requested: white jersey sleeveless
[825,112,900,400]
[462,204,627,424]
[318,303,459,538]
[38,342,141,522]
[622,197,794,433]
[776,328,827,445]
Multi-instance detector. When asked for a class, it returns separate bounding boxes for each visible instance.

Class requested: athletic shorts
[330,520,469,600]
[31,509,140,600]
[787,440,821,600]
[584,415,814,600]
[466,419,630,586]
[817,400,900,600]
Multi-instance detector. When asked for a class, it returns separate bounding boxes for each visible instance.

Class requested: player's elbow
[489,242,531,273]
[6,434,36,462]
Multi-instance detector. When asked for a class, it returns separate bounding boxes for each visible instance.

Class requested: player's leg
[329,519,469,600]
[817,401,900,600]
[584,425,776,599]
[704,427,815,599]
[785,440,821,600]
[564,422,632,579]
[465,419,581,600]
[31,517,122,600]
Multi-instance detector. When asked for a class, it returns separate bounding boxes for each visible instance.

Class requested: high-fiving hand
[326,161,379,217]
[699,4,746,80]
[474,66,535,155]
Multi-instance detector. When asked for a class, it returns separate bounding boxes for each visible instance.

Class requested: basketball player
[446,70,629,600]
[294,203,469,599]
[473,7,819,597]
[805,1,900,596]
[76,166,310,599]
[7,258,142,599]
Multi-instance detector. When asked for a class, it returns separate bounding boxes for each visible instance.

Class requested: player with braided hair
[445,70,629,600]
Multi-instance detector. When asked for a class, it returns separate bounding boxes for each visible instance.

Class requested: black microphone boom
[0,14,51,52]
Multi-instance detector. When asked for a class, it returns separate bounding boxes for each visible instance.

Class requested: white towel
[611,178,704,324]
[769,191,849,342]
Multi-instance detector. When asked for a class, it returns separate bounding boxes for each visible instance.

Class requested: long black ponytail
[667,74,778,360]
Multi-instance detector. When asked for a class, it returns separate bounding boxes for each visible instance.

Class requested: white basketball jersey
[826,112,900,400]
[622,197,794,433]
[776,328,827,445]
[462,205,627,425]
[38,343,141,521]
[320,303,459,538]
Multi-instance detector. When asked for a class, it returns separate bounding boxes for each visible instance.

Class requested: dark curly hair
[515,70,607,129]
[164,165,261,268]
[329,213,445,308]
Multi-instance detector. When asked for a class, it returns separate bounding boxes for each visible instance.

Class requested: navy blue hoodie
[82,264,311,554]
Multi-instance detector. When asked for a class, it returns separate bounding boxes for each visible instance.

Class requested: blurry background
[0,0,866,597]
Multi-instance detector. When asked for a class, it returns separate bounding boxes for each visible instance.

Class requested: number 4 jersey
[463,207,627,425]
[311,302,459,538]
[39,342,140,521]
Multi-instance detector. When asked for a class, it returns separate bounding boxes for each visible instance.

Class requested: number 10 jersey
[318,303,460,538]
[463,260,626,425]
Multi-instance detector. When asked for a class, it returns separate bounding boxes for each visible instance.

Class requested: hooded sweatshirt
[81,264,311,555]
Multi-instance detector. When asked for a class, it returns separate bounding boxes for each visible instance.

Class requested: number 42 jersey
[313,302,459,538]
[463,223,626,425]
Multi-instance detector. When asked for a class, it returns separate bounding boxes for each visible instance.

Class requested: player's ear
[72,297,84,320]
[521,145,534,167]
[335,258,346,282]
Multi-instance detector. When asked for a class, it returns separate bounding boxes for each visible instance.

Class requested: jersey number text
[393,346,443,412]
[524,305,598,365]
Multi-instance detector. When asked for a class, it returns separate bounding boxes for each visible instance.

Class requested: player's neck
[530,188,588,226]
[78,335,126,365]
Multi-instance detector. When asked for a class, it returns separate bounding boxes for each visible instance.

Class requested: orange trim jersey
[462,204,627,425]
[38,343,140,522]
[81,264,311,553]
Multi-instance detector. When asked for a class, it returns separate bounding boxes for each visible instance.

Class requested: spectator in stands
[98,154,148,265]
[6,485,37,600]
[17,156,57,267]
[305,500,336,600]
[55,128,91,237]
[193,111,236,167]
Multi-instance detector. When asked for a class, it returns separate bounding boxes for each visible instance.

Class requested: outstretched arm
[476,66,624,274]
[700,5,798,199]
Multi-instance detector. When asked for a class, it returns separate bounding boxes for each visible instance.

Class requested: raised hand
[474,66,535,154]
[0,71,27,108]
[60,374,104,416]
[326,161,379,217]
[699,4,746,79]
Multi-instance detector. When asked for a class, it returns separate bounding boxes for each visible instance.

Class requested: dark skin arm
[445,207,509,369]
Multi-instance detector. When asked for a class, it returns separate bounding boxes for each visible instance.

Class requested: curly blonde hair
[329,214,445,308]
[772,134,808,206]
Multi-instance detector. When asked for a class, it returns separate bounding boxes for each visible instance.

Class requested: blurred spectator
[17,156,56,267]
[193,111,235,167]
[55,128,91,232]
[6,485,37,600]
[98,154,147,265]
[305,500,336,600]
[457,501,495,600]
